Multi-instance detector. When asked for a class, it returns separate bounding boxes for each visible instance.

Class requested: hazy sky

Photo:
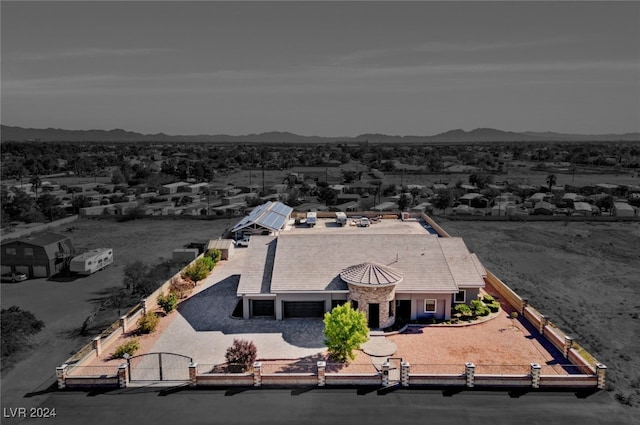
[2,1,639,136]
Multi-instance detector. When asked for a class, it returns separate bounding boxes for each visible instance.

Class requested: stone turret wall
[348,283,396,328]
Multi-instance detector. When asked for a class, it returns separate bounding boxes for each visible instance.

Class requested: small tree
[181,258,212,283]
[225,339,257,372]
[205,248,222,264]
[323,303,369,362]
[546,174,557,190]
[398,193,411,211]
[433,189,452,214]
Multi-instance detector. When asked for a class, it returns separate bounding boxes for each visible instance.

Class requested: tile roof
[268,233,484,293]
[237,236,277,295]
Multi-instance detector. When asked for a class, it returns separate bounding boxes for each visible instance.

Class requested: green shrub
[181,260,209,282]
[477,305,491,316]
[137,312,158,334]
[181,256,217,282]
[157,292,178,314]
[487,301,501,313]
[205,248,222,264]
[199,256,216,271]
[225,339,257,373]
[482,294,495,303]
[113,339,140,358]
[470,299,491,317]
[453,303,472,315]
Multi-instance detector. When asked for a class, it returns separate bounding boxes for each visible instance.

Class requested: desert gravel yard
[388,293,568,375]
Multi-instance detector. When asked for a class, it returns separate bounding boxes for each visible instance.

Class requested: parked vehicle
[1,272,28,282]
[335,212,347,226]
[236,235,251,247]
[70,248,113,275]
[306,212,317,227]
[359,217,370,227]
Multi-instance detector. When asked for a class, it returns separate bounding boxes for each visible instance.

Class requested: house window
[454,290,466,303]
[424,299,436,313]
[24,248,34,256]
[5,247,16,255]
[389,301,394,317]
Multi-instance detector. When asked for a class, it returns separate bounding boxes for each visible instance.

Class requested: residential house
[236,232,486,328]
[611,202,636,217]
[160,182,190,195]
[1,232,74,277]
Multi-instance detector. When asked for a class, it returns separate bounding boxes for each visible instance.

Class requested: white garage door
[15,266,30,276]
[32,265,48,277]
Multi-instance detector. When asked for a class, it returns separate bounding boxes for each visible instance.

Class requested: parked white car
[2,272,28,282]
[359,217,370,227]
[235,236,251,247]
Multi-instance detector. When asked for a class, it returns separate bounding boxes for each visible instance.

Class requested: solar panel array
[231,201,293,233]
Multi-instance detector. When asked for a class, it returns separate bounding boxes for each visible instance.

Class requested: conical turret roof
[340,262,403,286]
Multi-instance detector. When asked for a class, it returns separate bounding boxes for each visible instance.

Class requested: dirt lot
[438,218,640,408]
[0,217,237,416]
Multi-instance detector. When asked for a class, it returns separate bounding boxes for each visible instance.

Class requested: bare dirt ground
[0,217,237,418]
[438,219,640,408]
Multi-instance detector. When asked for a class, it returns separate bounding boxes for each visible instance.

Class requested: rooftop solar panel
[231,201,291,233]
[272,202,293,216]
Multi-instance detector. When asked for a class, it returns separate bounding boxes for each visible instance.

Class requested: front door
[368,303,379,328]
[396,300,411,324]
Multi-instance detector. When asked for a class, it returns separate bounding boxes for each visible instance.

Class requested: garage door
[251,300,275,317]
[32,265,48,278]
[283,301,325,318]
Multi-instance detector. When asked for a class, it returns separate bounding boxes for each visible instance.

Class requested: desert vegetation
[1,306,45,371]
[224,339,258,373]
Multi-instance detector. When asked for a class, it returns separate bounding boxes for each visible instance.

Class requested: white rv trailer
[335,211,347,226]
[306,211,317,227]
[70,248,113,275]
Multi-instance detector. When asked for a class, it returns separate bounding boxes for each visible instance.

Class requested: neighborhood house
[1,232,74,278]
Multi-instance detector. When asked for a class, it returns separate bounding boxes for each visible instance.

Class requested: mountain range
[1,125,638,143]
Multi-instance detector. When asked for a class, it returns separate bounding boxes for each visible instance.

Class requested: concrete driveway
[149,248,327,366]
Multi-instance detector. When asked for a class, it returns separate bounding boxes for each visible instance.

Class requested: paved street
[6,386,639,425]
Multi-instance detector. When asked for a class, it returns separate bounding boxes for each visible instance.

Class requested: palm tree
[29,174,41,200]
[546,174,557,191]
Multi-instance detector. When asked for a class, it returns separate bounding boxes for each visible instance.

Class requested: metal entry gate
[387,357,403,385]
[128,352,192,382]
